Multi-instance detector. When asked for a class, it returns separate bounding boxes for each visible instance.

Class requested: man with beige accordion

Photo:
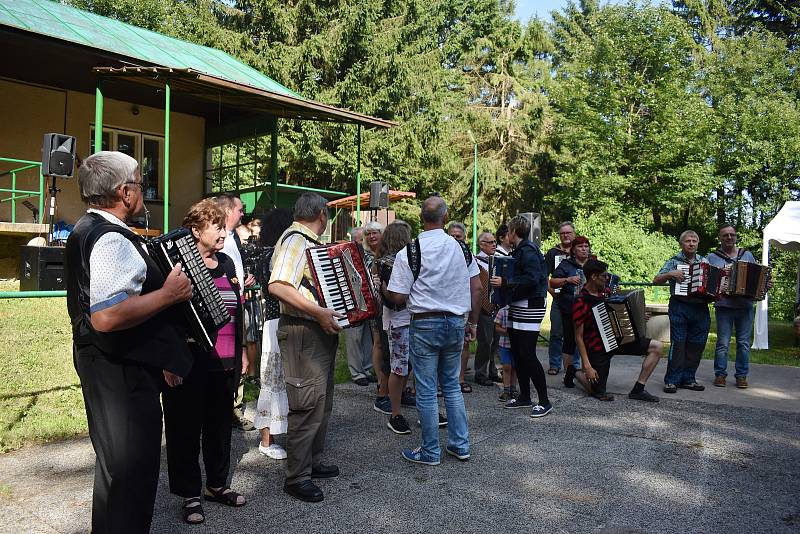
[707,224,772,389]
[474,231,503,386]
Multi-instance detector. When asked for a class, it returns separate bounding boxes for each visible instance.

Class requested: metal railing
[0,157,45,223]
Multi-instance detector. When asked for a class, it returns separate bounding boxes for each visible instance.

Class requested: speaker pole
[46,174,60,246]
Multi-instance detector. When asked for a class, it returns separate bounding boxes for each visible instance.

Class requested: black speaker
[19,245,66,291]
[519,212,542,246]
[369,182,389,209]
[42,133,76,178]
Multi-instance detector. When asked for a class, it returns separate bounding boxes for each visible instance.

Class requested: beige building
[0,0,392,282]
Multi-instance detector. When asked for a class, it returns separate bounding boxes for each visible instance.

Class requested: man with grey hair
[66,151,193,533]
[474,231,501,386]
[344,227,375,386]
[268,192,343,502]
[387,196,481,465]
[215,193,256,431]
[654,229,710,393]
[544,221,576,375]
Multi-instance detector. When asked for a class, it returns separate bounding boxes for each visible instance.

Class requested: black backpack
[406,237,473,281]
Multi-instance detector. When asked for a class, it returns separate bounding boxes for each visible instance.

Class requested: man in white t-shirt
[386,196,481,465]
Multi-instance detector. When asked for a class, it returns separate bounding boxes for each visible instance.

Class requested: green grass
[1,279,796,453]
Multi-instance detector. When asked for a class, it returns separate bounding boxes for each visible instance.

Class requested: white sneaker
[258,442,287,460]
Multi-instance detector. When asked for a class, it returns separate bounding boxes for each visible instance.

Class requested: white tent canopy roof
[754,201,800,349]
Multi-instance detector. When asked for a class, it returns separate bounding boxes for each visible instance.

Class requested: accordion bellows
[306,242,378,328]
[721,261,771,301]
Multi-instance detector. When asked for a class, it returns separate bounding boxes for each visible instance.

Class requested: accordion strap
[279,229,323,303]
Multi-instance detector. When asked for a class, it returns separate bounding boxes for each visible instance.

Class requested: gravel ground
[1,353,798,534]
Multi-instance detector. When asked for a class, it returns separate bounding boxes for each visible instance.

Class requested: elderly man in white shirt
[386,196,482,465]
[215,193,256,431]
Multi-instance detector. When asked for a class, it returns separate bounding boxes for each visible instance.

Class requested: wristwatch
[467,322,478,328]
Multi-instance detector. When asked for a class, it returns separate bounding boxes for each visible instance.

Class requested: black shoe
[354,377,369,386]
[416,414,448,427]
[474,376,495,386]
[677,382,705,391]
[401,392,416,407]
[388,414,412,434]
[283,480,324,503]
[367,373,378,383]
[311,463,340,479]
[628,390,659,402]
[232,415,256,431]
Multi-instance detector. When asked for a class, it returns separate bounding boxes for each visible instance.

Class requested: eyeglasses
[125,181,144,191]
[559,231,575,236]
[480,240,497,245]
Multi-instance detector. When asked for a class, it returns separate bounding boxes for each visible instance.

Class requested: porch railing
[0,157,45,223]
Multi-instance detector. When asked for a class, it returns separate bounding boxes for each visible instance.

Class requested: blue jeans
[714,306,754,378]
[547,301,563,370]
[409,316,470,459]
[665,299,710,385]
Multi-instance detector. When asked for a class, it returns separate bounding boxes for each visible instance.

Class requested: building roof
[0,0,396,128]
[0,0,300,98]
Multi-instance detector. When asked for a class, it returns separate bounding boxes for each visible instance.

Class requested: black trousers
[508,328,549,406]
[74,348,163,534]
[162,346,237,497]
[474,311,499,380]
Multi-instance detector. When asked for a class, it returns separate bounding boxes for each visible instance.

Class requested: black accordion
[591,289,647,353]
[721,261,771,301]
[672,262,723,302]
[147,228,231,352]
[489,255,516,307]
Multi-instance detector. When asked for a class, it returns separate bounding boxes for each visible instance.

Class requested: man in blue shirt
[653,230,710,393]
[706,224,766,389]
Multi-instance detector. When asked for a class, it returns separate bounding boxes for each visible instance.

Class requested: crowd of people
[65,150,768,532]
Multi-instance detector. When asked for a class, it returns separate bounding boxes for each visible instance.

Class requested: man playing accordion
[573,259,662,402]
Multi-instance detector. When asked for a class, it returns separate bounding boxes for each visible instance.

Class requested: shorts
[498,346,514,366]
[389,325,410,376]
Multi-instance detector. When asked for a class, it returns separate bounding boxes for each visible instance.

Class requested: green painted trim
[163,80,171,232]
[94,81,103,154]
[236,183,347,196]
[0,291,66,298]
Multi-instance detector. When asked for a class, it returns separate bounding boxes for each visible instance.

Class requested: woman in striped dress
[490,215,552,418]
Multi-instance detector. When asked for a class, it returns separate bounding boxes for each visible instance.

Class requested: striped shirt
[211,267,239,367]
[269,221,320,319]
[572,287,610,354]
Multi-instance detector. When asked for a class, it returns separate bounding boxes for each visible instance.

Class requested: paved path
[1,351,799,534]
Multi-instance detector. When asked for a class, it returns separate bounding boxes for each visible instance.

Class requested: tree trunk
[652,208,662,231]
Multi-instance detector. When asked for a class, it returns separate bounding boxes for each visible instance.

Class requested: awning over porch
[327,190,416,210]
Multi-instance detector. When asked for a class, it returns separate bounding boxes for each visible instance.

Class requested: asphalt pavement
[1,349,798,534]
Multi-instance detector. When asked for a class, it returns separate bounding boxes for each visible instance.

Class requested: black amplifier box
[19,245,66,291]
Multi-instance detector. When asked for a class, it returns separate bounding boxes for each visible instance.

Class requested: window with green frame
[205,136,274,194]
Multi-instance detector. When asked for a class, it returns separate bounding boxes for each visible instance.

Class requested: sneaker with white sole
[388,414,412,435]
[530,403,553,418]
[401,447,440,465]
[258,442,287,460]
[445,446,470,461]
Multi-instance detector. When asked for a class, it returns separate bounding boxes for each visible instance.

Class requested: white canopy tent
[753,201,800,349]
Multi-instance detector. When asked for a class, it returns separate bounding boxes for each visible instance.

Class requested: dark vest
[66,212,192,375]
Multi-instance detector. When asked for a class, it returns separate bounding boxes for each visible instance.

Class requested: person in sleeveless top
[66,151,193,533]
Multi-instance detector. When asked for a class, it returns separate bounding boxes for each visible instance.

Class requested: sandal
[204,486,246,507]
[547,367,559,375]
[182,497,205,524]
[460,382,473,393]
